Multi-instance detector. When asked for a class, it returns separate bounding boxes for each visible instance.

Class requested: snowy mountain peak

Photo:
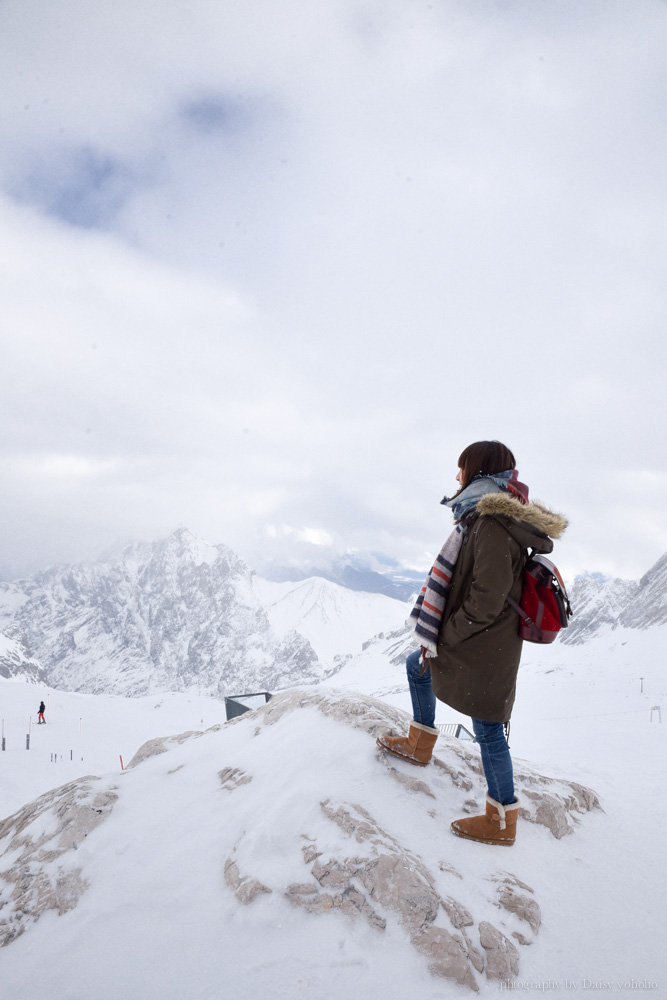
[562,550,667,644]
[155,527,231,567]
[118,527,247,579]
[0,532,322,697]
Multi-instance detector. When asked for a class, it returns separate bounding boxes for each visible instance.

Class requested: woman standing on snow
[377,441,567,846]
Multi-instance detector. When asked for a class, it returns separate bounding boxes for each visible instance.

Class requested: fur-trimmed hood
[476,492,568,540]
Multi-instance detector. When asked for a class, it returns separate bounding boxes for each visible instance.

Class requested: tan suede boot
[376,721,439,767]
[450,795,520,846]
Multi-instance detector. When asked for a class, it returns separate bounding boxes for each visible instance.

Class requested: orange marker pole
[119,755,124,770]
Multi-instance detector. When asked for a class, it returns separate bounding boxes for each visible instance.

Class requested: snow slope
[1,687,602,997]
[1,621,666,998]
[252,574,409,665]
[0,684,229,818]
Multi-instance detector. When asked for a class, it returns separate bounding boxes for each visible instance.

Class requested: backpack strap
[505,593,543,642]
[491,529,544,639]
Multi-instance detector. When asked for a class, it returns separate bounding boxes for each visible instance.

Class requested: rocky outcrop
[224,859,271,904]
[0,776,117,946]
[220,690,601,990]
[253,689,601,839]
[0,688,602,991]
[479,921,519,980]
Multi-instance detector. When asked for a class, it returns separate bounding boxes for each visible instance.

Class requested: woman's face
[456,468,463,486]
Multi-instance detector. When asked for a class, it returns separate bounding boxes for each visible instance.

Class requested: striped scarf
[409,469,529,658]
[408,524,464,657]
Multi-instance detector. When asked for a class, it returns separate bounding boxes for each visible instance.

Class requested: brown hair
[456,440,516,491]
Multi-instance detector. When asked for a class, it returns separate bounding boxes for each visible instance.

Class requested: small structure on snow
[437,722,475,741]
[224,691,273,721]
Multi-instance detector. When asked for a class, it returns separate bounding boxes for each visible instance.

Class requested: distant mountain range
[562,552,667,644]
[0,528,406,697]
[259,558,425,602]
[0,528,664,692]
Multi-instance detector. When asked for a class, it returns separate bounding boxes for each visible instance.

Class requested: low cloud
[1,0,666,582]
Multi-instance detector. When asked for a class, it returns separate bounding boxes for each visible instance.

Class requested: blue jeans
[471,718,515,806]
[406,648,436,727]
[405,650,515,806]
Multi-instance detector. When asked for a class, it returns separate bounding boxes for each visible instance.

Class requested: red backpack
[506,554,572,643]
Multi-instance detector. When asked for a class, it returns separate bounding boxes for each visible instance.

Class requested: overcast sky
[2,0,666,584]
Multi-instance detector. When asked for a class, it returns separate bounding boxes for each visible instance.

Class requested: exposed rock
[286,881,318,897]
[412,925,479,991]
[311,857,356,890]
[497,886,541,933]
[520,790,573,839]
[359,852,440,933]
[284,800,482,990]
[441,895,474,928]
[378,756,435,797]
[218,767,252,791]
[462,928,485,971]
[431,754,475,789]
[0,777,117,945]
[285,880,386,928]
[479,920,519,980]
[438,860,464,879]
[493,871,534,893]
[286,882,334,913]
[567,782,603,813]
[126,725,221,769]
[320,800,403,852]
[223,859,271,905]
[255,690,601,839]
[301,842,322,864]
[0,684,604,994]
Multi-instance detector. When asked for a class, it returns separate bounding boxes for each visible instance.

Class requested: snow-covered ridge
[563,551,667,644]
[0,529,407,697]
[0,688,600,994]
[1,618,665,996]
[1,527,665,694]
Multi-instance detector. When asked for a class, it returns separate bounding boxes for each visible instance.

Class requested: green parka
[429,492,568,723]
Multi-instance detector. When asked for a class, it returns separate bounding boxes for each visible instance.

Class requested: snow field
[0,623,665,997]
